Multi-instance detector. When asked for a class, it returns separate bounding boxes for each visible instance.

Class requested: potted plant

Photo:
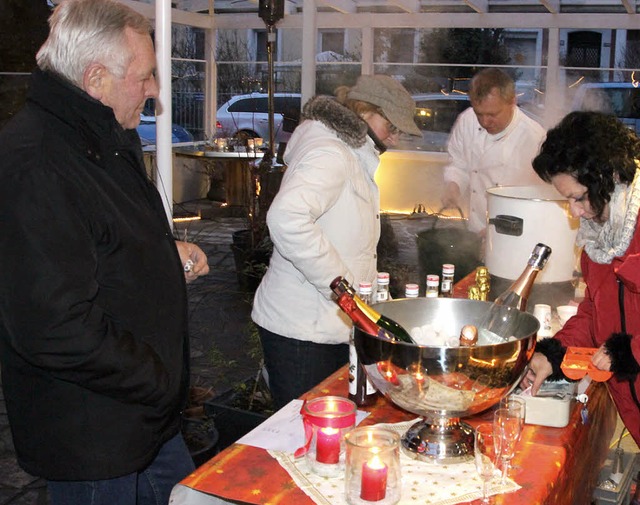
[203,322,275,452]
[181,383,220,465]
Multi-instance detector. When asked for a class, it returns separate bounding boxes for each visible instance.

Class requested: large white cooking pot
[485,185,580,283]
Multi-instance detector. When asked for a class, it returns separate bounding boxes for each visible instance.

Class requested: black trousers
[257,326,348,409]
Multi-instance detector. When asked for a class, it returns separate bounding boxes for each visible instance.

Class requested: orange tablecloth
[178,270,617,504]
[179,366,616,505]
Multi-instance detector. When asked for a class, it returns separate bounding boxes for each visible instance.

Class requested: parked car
[215,93,302,145]
[570,82,640,135]
[393,93,472,152]
[136,114,194,145]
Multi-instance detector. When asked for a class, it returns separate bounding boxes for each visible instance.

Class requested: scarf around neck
[576,165,640,264]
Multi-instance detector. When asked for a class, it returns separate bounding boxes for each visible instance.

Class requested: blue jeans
[258,326,349,409]
[47,433,195,505]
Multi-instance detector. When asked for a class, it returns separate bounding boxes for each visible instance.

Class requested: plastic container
[561,347,613,382]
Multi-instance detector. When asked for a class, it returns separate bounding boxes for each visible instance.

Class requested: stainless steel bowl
[355,297,538,463]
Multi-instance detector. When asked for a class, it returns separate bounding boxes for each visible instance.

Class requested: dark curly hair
[533,111,640,218]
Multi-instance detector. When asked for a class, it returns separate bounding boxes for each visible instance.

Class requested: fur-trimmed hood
[301,95,369,149]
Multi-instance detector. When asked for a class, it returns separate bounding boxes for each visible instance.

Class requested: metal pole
[266,23,276,160]
[156,0,173,226]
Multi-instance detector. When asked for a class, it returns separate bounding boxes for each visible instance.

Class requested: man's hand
[441,182,461,209]
[175,241,209,283]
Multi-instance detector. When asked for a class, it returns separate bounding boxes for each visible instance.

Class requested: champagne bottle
[476,243,552,343]
[335,291,395,341]
[330,276,416,344]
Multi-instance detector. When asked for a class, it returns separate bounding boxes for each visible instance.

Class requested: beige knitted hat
[347,75,421,136]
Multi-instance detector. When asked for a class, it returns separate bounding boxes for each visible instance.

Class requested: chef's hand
[175,240,209,283]
[441,182,461,209]
[521,352,553,396]
[592,345,612,371]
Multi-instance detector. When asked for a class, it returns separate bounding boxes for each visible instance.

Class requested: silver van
[215,93,301,145]
[571,82,640,135]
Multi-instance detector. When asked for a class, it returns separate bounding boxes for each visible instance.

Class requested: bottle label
[348,343,358,397]
[376,290,389,302]
[348,341,376,396]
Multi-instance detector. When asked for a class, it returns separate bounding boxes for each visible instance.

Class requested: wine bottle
[330,276,416,344]
[476,243,552,342]
[347,281,379,407]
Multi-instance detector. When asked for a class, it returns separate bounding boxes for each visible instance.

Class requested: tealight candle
[298,396,356,477]
[316,427,340,464]
[345,427,401,505]
[361,454,388,501]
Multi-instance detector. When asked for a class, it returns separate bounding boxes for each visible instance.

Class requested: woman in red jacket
[523,111,640,445]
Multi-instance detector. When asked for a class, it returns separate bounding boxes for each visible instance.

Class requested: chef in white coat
[442,68,546,234]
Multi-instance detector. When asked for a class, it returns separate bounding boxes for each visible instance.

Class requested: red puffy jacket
[555,218,640,444]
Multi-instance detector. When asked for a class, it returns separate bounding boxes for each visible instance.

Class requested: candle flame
[320,427,339,435]
[367,454,386,470]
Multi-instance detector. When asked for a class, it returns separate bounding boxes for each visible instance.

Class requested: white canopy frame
[121,0,639,223]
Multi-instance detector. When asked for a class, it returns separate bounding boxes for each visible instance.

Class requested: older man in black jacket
[0,1,209,504]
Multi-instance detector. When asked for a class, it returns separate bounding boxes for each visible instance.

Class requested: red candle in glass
[316,427,340,464]
[360,455,388,501]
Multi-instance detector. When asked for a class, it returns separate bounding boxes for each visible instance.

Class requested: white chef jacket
[443,106,546,232]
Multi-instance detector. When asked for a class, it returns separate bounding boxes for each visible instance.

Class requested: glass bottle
[405,283,419,298]
[358,281,373,304]
[425,275,439,298]
[330,277,416,344]
[440,264,455,298]
[346,282,378,407]
[334,292,394,340]
[476,243,552,342]
[375,272,390,302]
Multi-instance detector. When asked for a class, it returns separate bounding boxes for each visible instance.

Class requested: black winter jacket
[0,70,190,480]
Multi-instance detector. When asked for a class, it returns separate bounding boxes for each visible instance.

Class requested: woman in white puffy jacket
[252,75,421,408]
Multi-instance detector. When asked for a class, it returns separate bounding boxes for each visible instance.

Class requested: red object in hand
[360,456,388,501]
[316,427,340,464]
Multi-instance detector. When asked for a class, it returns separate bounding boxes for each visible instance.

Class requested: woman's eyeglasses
[378,111,400,135]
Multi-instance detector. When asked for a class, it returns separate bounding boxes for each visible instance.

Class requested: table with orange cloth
[170,364,616,505]
[170,271,617,505]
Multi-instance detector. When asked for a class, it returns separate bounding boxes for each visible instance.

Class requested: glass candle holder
[301,396,356,477]
[215,137,228,151]
[344,427,401,505]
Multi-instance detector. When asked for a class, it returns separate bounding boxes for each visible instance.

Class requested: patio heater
[250,0,286,246]
[258,0,284,163]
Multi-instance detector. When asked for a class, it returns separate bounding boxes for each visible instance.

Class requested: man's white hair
[37,0,152,87]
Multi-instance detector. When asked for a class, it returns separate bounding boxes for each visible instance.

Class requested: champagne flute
[500,396,525,472]
[500,396,526,439]
[475,423,501,504]
[493,407,523,484]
